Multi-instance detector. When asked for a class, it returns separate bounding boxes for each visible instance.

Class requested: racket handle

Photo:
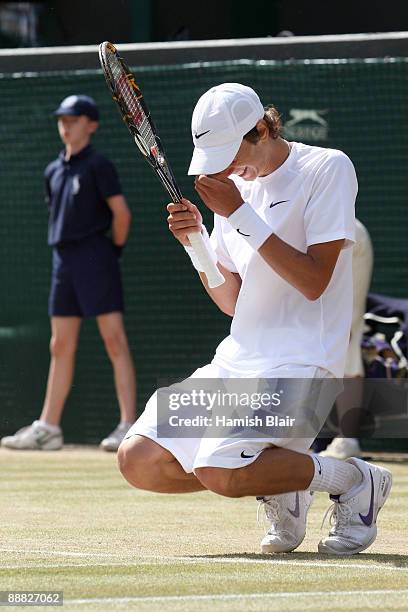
[187,232,225,288]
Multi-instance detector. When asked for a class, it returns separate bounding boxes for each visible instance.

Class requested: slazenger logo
[283,109,328,142]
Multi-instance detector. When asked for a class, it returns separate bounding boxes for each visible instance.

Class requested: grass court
[1,447,408,611]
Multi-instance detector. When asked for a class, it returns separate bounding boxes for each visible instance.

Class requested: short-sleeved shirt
[45,144,122,246]
[210,142,357,378]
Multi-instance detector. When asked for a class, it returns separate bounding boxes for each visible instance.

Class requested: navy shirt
[45,144,122,246]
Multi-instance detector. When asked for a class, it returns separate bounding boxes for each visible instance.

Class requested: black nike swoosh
[315,456,322,475]
[269,200,290,208]
[194,130,211,139]
[241,451,256,459]
[288,492,300,518]
[237,229,250,237]
[359,470,374,526]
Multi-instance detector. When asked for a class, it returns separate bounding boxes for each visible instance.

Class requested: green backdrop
[1,58,407,443]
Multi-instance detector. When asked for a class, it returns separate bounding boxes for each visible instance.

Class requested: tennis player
[119,83,392,554]
[1,95,136,452]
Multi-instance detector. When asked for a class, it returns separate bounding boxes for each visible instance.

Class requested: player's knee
[103,331,126,360]
[117,436,165,492]
[49,334,76,357]
[117,438,150,489]
[195,467,243,498]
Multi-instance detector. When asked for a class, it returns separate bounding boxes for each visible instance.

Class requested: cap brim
[188,138,242,175]
[54,108,79,116]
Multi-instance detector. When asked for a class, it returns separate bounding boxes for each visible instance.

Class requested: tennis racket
[98,41,225,288]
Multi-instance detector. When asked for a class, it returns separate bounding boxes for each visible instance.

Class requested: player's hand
[194,173,244,217]
[167,198,203,246]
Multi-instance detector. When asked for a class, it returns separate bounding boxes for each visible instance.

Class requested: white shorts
[124,363,334,474]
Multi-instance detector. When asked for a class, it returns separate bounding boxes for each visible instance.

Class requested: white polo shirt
[210,142,357,378]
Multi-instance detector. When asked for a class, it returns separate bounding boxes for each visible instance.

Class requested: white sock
[37,420,61,433]
[309,454,363,495]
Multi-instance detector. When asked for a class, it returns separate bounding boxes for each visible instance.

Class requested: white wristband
[184,226,217,272]
[227,202,272,251]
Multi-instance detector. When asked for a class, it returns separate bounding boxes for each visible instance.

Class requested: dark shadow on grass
[361,454,408,465]
[183,551,408,568]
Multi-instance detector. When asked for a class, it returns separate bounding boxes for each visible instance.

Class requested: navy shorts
[49,234,124,318]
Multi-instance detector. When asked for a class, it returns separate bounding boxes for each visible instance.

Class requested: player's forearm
[112,209,132,246]
[199,264,241,316]
[226,204,344,301]
[258,234,328,300]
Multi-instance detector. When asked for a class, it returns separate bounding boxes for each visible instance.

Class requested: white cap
[188,83,265,175]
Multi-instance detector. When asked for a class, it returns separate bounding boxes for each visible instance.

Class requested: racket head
[99,41,182,202]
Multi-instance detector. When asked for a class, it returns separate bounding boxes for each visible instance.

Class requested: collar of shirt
[58,143,94,164]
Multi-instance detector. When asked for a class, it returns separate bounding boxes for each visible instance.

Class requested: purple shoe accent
[288,492,300,518]
[359,470,375,526]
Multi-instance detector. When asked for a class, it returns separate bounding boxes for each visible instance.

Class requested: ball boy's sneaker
[320,437,361,460]
[1,420,63,450]
[100,422,133,452]
[258,490,314,553]
[318,457,392,555]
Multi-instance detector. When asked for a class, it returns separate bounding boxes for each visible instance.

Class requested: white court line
[0,561,175,570]
[0,548,126,558]
[1,552,407,573]
[66,589,408,605]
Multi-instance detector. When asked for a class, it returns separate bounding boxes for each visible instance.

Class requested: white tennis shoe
[319,457,392,555]
[1,420,63,450]
[320,437,361,459]
[258,490,314,553]
[100,422,132,452]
